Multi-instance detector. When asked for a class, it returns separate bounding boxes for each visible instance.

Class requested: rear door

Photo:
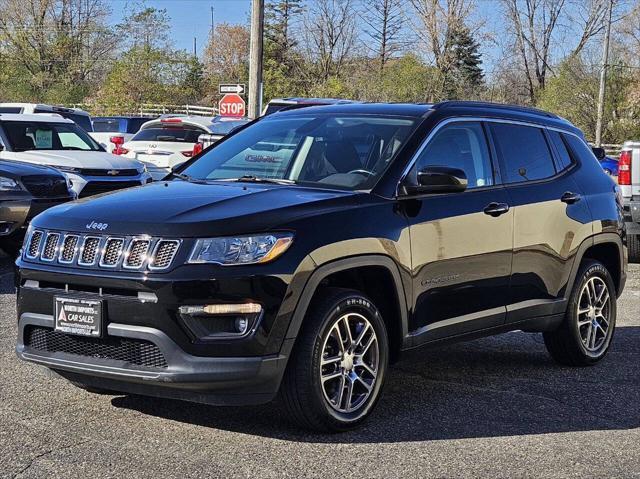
[406,120,513,340]
[488,122,592,324]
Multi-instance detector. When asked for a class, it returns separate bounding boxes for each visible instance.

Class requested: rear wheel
[280,288,389,432]
[544,260,616,366]
[628,234,640,263]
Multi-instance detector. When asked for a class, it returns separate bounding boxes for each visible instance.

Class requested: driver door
[405,121,513,339]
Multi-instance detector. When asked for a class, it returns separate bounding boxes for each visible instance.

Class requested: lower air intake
[25,326,168,369]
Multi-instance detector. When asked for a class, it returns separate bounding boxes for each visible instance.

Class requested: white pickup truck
[0,114,151,197]
[619,141,640,261]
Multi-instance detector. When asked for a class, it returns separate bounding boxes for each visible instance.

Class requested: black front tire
[280,288,389,432]
[544,260,616,366]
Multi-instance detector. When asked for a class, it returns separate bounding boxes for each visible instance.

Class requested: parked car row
[0,103,252,254]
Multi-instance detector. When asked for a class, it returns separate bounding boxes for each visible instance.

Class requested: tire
[544,260,616,366]
[280,288,389,432]
[628,234,640,264]
[0,235,23,258]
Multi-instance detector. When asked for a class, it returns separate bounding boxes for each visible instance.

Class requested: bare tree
[361,0,405,73]
[408,0,476,75]
[302,0,357,81]
[567,0,609,57]
[501,0,610,103]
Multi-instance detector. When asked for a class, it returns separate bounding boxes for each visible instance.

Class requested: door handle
[483,202,510,217]
[561,191,581,204]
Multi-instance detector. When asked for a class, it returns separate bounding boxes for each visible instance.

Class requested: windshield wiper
[226,175,295,185]
[170,172,207,184]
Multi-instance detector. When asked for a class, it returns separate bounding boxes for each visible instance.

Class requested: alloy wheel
[319,312,379,413]
[577,276,611,352]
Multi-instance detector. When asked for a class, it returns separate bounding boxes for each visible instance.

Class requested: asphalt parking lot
[0,257,638,478]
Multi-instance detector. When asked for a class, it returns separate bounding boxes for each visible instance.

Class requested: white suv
[0,103,93,132]
[0,114,151,197]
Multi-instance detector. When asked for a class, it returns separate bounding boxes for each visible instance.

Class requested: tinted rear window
[563,134,600,167]
[93,119,121,133]
[132,125,205,143]
[547,130,574,170]
[490,123,556,183]
[0,107,22,113]
[264,103,292,116]
[126,118,149,133]
[34,108,93,132]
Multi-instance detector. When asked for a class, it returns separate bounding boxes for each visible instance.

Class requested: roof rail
[433,100,558,119]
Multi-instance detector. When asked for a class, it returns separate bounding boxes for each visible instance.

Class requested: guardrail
[68,104,219,117]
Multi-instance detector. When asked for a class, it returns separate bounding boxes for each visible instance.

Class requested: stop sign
[219,93,246,117]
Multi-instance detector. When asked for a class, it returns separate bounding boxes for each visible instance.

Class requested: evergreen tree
[444,24,484,99]
[265,0,304,64]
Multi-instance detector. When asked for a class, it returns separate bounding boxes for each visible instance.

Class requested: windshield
[181,114,419,190]
[3,121,103,152]
[210,119,249,135]
[132,125,205,143]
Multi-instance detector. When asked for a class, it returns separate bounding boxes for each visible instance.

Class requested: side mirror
[0,144,4,152]
[592,147,606,160]
[403,166,467,196]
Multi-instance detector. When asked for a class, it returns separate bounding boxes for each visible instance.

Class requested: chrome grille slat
[100,238,125,267]
[124,239,150,269]
[26,230,44,259]
[59,235,79,264]
[41,233,60,261]
[149,240,180,270]
[79,236,101,266]
[23,230,180,271]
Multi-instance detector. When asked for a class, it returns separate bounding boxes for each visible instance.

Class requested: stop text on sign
[219,93,246,117]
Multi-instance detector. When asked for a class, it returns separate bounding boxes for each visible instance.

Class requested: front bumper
[16,312,291,405]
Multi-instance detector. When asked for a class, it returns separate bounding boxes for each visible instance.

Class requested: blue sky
[108,0,602,78]
[111,0,251,56]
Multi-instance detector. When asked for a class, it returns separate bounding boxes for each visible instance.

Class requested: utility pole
[595,0,613,147]
[248,0,264,119]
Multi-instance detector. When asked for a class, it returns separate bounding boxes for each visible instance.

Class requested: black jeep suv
[16,101,626,432]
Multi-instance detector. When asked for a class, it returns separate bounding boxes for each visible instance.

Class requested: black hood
[32,180,358,237]
[0,159,65,179]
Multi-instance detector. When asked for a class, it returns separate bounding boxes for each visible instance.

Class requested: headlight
[188,233,293,265]
[139,164,148,174]
[51,165,82,174]
[0,176,22,191]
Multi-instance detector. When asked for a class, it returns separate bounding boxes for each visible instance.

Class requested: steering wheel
[347,169,375,176]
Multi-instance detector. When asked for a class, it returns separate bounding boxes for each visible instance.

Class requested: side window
[547,130,574,170]
[413,122,494,189]
[563,134,600,167]
[490,123,556,183]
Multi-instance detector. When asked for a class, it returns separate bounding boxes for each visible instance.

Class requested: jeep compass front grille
[24,230,180,272]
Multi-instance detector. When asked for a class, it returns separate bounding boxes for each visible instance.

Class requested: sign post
[218,93,246,117]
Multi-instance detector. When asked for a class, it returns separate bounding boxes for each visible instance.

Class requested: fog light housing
[178,303,262,340]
